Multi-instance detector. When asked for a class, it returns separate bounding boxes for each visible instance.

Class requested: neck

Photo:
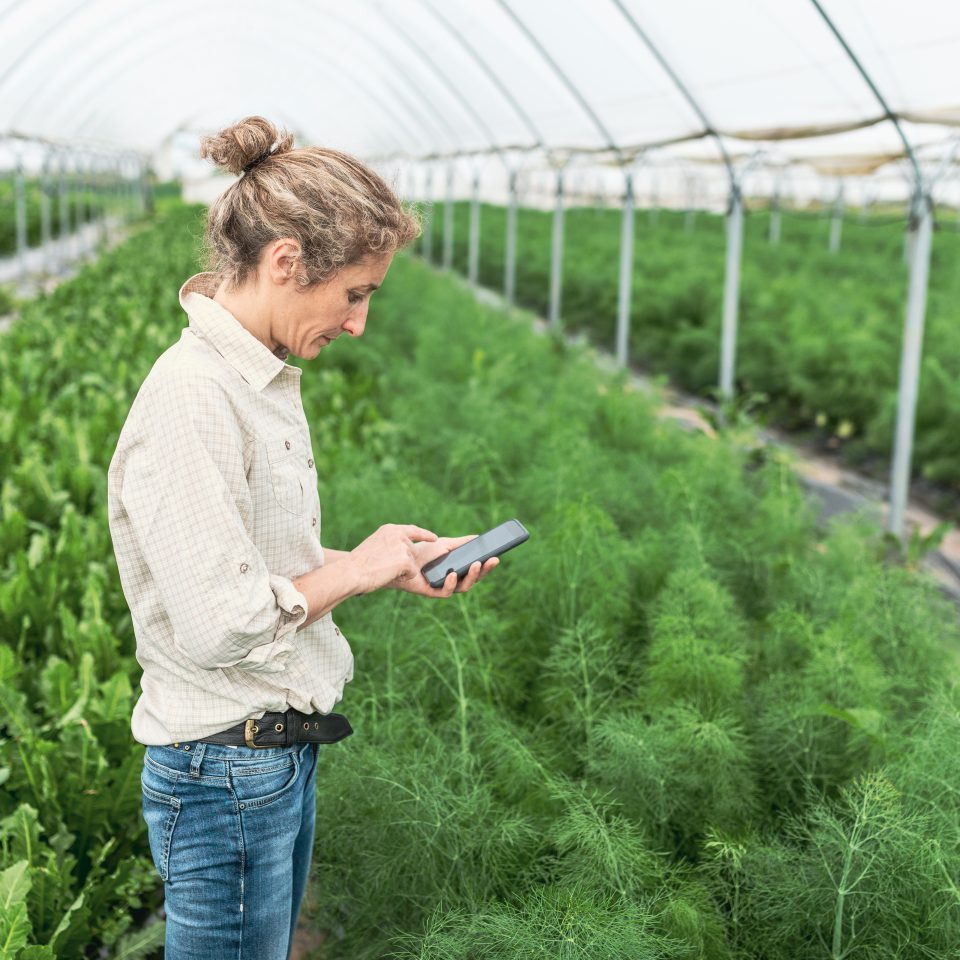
[213,278,285,358]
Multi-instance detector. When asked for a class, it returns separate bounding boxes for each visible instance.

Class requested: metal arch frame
[0,0,30,19]
[1,0,467,155]
[300,5,470,153]
[414,0,544,151]
[1,132,159,280]
[607,0,748,397]
[492,0,621,160]
[7,0,175,130]
[0,0,89,92]
[74,44,420,159]
[367,0,499,155]
[809,0,922,189]
[769,161,798,245]
[807,0,932,539]
[41,8,461,155]
[30,0,519,278]
[476,0,633,327]
[405,0,552,285]
[828,176,845,254]
[608,0,738,196]
[390,0,554,297]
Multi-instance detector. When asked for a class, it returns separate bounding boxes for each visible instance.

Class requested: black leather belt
[192,707,353,749]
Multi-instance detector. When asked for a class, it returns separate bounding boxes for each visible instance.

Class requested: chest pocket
[264,437,307,517]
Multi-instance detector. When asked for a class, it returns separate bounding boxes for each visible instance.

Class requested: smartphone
[421,519,529,589]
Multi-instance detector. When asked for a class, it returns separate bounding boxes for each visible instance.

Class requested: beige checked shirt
[108,272,353,746]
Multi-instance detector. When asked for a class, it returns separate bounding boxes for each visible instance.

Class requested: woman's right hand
[347,524,441,594]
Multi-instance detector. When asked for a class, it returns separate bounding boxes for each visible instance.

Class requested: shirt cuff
[233,575,308,675]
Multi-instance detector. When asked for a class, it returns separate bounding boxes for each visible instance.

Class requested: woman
[107,116,498,960]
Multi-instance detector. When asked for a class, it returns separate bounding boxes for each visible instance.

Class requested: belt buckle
[244,719,268,749]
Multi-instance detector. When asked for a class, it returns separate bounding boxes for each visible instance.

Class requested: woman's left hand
[393,535,500,598]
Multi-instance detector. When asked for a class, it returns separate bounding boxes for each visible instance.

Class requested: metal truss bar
[48,13,437,154]
[15,1,462,154]
[368,0,500,153]
[8,0,162,129]
[608,0,737,195]
[0,0,88,91]
[809,0,921,188]
[415,0,544,149]
[493,0,620,155]
[73,41,417,156]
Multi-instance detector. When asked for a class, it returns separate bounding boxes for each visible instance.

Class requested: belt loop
[189,741,206,777]
[285,707,296,748]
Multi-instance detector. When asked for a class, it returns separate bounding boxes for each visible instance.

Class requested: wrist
[342,554,373,596]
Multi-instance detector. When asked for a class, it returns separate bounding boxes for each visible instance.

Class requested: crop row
[430,200,960,506]
[1,203,958,957]
[0,177,128,258]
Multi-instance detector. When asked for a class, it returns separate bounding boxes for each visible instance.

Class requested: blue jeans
[140,738,320,960]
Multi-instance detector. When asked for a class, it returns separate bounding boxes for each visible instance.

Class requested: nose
[342,303,368,338]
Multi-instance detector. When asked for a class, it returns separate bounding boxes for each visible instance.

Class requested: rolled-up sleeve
[119,367,307,675]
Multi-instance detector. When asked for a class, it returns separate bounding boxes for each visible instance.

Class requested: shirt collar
[178,272,300,392]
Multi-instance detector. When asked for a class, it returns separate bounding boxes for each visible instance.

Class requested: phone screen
[421,519,529,588]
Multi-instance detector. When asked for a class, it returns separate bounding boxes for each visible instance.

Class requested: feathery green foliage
[1,203,958,957]
[432,200,960,503]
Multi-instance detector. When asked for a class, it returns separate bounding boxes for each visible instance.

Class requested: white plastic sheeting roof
[1,0,959,203]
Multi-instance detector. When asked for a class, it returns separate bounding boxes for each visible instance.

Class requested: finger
[469,557,498,585]
[455,561,482,593]
[404,526,438,542]
[442,534,477,550]
[443,569,459,597]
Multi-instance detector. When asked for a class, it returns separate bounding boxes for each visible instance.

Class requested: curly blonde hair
[199,116,420,287]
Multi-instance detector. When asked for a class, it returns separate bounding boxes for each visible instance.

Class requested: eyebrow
[353,283,379,292]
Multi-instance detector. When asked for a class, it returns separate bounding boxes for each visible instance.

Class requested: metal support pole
[40,157,52,274]
[14,155,28,283]
[684,175,697,233]
[648,169,659,227]
[442,162,454,270]
[903,210,914,265]
[888,196,934,539]
[127,154,139,220]
[616,170,635,367]
[93,154,106,246]
[719,188,745,399]
[769,186,782,246]
[74,155,87,260]
[140,158,153,214]
[58,152,70,271]
[828,182,844,254]
[548,168,565,329]
[467,169,481,285]
[504,168,518,306]
[422,166,434,263]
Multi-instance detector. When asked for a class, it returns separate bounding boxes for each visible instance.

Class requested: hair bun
[199,116,294,176]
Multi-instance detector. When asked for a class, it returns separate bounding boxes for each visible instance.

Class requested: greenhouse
[2,1,960,958]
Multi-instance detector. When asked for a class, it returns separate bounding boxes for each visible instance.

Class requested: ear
[264,238,302,285]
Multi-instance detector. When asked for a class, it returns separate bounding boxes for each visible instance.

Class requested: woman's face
[271,251,394,361]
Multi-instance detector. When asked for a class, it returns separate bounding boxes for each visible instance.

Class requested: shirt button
[307,458,314,468]
[334,626,341,636]
[240,563,249,574]
[311,517,317,526]
[284,440,291,450]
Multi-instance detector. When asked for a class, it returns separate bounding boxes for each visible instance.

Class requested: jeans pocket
[141,775,182,883]
[231,752,300,809]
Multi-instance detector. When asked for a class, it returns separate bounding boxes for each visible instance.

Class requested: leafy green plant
[3,202,959,958]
